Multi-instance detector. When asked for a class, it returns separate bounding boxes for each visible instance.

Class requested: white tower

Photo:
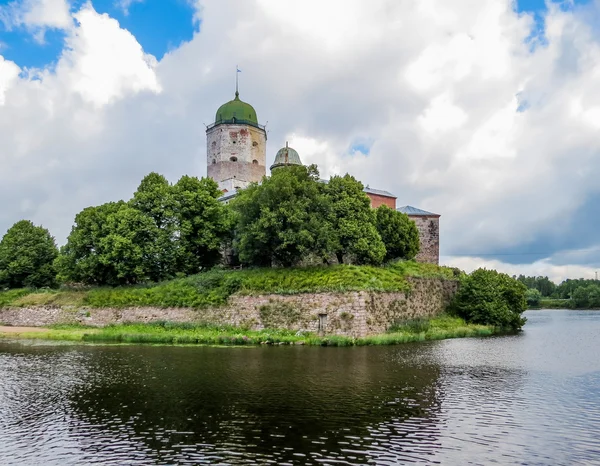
[206,84,267,192]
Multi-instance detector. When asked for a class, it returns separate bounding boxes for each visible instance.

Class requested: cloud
[0,0,72,42]
[2,0,600,281]
[115,0,143,16]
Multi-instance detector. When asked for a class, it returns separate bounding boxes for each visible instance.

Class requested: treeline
[0,165,420,289]
[516,275,600,308]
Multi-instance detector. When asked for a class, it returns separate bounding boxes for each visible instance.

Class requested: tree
[375,205,420,261]
[231,165,331,267]
[56,201,170,285]
[0,220,58,288]
[525,288,542,307]
[323,174,386,265]
[130,172,174,229]
[56,201,127,285]
[451,268,527,330]
[572,284,600,309]
[172,175,231,274]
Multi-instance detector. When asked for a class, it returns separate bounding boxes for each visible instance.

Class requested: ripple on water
[0,310,599,465]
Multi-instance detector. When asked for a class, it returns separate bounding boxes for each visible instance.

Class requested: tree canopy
[57,173,229,285]
[0,220,58,288]
[375,205,420,262]
[451,268,527,330]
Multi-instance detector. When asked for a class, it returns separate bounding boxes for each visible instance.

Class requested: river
[0,309,599,465]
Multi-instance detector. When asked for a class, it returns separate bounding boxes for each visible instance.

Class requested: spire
[235,65,241,99]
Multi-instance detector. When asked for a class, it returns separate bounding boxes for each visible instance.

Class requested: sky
[1,0,600,283]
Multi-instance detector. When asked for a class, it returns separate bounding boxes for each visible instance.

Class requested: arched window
[230,156,238,162]
[252,141,258,147]
[252,159,259,165]
[212,159,216,164]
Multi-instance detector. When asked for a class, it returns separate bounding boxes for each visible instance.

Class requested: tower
[206,84,267,192]
[270,142,303,172]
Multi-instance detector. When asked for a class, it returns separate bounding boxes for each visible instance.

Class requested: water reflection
[1,310,599,465]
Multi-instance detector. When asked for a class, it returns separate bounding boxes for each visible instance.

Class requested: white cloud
[2,0,600,281]
[115,0,143,16]
[56,4,161,106]
[0,0,72,42]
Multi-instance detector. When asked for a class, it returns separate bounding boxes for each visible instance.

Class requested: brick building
[209,87,440,265]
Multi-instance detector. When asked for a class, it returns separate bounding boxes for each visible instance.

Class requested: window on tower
[252,159,258,165]
[230,156,238,162]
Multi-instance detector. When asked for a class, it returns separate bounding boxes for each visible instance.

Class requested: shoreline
[0,317,501,347]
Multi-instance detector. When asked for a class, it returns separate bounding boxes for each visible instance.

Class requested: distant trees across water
[517,275,600,309]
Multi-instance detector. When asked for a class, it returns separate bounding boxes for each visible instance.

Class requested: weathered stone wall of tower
[207,124,266,191]
[410,216,440,265]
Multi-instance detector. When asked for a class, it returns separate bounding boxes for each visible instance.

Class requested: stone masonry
[0,278,458,338]
[206,123,267,192]
[411,216,440,265]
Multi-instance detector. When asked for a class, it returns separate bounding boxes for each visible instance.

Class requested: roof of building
[215,92,258,125]
[396,205,440,217]
[218,189,238,202]
[218,180,397,203]
[270,143,302,171]
[363,186,396,198]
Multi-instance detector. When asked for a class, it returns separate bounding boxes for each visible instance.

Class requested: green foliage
[172,176,231,274]
[571,284,600,309]
[231,165,331,267]
[450,268,527,331]
[2,315,499,347]
[375,206,420,261]
[526,288,542,307]
[324,174,386,265]
[0,220,58,288]
[57,172,229,285]
[0,262,454,309]
[516,275,556,297]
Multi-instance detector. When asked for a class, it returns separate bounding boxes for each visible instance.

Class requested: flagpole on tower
[235,65,241,97]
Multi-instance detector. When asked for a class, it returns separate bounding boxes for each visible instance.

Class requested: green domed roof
[270,143,303,171]
[215,92,258,124]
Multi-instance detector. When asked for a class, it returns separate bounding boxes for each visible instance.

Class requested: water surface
[1,310,599,465]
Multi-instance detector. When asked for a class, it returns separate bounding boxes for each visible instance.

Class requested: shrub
[526,288,542,307]
[450,268,527,331]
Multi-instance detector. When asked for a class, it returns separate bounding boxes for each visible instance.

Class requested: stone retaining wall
[0,278,458,337]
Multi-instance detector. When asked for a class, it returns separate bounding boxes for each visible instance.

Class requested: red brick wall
[367,193,396,209]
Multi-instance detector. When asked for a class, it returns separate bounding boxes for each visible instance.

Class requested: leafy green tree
[323,174,385,265]
[525,288,542,307]
[57,202,171,285]
[451,268,527,330]
[172,175,231,274]
[0,220,58,289]
[56,201,127,285]
[130,172,174,229]
[572,284,600,308]
[516,275,556,297]
[231,165,331,267]
[374,205,420,261]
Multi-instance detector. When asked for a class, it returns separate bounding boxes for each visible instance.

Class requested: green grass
[0,315,499,347]
[0,262,457,310]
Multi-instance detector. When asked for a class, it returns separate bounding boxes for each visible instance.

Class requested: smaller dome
[270,142,303,171]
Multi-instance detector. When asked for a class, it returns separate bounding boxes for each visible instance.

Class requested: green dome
[215,92,258,124]
[270,143,303,171]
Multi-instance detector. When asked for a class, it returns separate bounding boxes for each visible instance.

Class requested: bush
[526,288,542,307]
[450,268,527,331]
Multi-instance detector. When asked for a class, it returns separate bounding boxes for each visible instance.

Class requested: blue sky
[0,0,197,68]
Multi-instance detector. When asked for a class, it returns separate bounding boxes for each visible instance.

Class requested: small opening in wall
[318,314,327,334]
[252,141,258,147]
[212,159,216,164]
[232,141,236,144]
[252,159,258,165]
[230,156,238,162]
